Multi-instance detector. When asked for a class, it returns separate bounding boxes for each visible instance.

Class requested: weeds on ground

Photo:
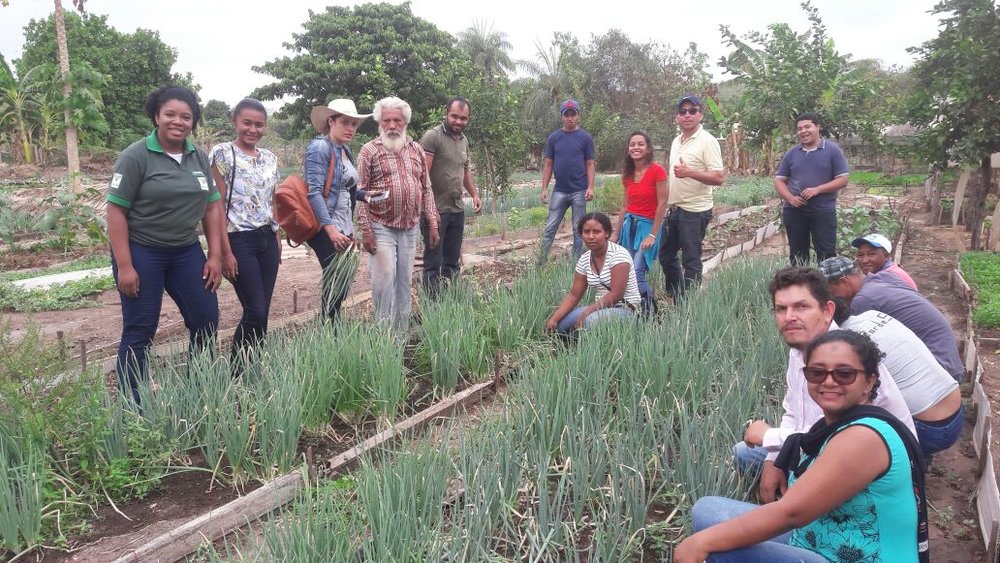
[0,275,115,312]
[714,176,775,207]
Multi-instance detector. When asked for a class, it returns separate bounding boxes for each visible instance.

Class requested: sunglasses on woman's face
[801,366,863,385]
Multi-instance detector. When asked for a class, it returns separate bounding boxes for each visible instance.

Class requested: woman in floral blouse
[209,98,280,372]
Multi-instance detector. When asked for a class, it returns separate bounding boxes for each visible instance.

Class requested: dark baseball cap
[677,95,702,109]
[560,99,580,115]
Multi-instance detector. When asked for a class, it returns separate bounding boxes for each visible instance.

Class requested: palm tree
[0,85,41,164]
[55,0,85,186]
[456,20,513,84]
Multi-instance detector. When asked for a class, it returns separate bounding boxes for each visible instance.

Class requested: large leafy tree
[908,0,1000,250]
[456,20,513,85]
[719,1,893,172]
[17,12,186,148]
[253,2,463,135]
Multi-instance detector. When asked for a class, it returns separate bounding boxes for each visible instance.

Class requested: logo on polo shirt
[193,171,209,191]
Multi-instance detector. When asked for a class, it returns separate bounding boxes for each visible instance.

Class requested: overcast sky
[1,0,943,107]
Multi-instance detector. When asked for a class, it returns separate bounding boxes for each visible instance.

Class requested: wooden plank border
[113,379,496,563]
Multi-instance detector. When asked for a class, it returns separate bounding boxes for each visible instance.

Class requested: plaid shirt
[357,136,439,237]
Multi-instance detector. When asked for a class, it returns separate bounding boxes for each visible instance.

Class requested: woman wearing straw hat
[306,98,372,320]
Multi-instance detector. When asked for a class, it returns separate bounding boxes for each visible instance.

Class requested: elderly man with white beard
[357,97,440,335]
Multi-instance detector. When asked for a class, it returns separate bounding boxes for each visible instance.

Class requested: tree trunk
[970,157,992,251]
[54,0,81,188]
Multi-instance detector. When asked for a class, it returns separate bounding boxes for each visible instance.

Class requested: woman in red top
[612,131,669,314]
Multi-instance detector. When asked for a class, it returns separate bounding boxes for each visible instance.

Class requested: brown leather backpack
[273,148,335,247]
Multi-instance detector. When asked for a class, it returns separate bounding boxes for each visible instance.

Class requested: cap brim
[851,236,885,250]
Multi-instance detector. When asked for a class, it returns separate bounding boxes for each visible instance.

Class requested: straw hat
[310,99,371,133]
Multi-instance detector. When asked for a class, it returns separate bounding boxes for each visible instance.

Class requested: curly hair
[144,85,201,132]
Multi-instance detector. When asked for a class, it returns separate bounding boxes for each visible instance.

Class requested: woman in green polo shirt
[106,85,224,403]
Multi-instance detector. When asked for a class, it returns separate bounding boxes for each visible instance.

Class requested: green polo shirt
[107,130,220,247]
[419,124,469,213]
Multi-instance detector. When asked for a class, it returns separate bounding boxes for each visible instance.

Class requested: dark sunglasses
[802,366,864,385]
[676,108,700,116]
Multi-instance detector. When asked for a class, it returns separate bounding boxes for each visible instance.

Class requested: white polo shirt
[667,125,724,213]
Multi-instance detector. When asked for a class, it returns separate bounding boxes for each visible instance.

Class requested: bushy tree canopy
[17,12,187,148]
[253,2,464,136]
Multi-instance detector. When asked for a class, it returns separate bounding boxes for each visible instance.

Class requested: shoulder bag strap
[322,144,336,199]
[225,145,236,222]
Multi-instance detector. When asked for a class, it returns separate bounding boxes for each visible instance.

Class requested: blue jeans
[782,206,837,265]
[732,442,769,476]
[555,306,635,333]
[369,223,419,334]
[112,241,219,403]
[915,404,964,458]
[228,227,279,360]
[658,207,712,299]
[691,497,827,562]
[540,190,586,260]
[421,210,465,294]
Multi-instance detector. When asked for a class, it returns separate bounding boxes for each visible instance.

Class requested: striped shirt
[575,242,641,306]
[357,136,439,237]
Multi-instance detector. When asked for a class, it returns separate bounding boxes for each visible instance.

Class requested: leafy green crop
[960,252,1000,329]
[0,275,114,312]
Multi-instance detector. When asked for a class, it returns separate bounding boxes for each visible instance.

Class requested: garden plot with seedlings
[194,258,788,562]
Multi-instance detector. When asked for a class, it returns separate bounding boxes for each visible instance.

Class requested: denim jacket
[305,136,363,228]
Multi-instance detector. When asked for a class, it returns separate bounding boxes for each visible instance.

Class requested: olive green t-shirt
[107,131,220,247]
[419,124,469,213]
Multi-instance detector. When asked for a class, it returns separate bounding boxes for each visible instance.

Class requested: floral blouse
[209,141,280,232]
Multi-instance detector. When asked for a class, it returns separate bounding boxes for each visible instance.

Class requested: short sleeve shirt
[851,271,964,379]
[420,124,469,213]
[209,141,279,233]
[107,131,220,247]
[624,163,668,219]
[574,242,641,306]
[545,128,595,193]
[775,139,849,211]
[667,126,723,212]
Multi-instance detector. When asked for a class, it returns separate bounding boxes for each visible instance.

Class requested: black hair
[232,98,267,120]
[768,267,835,308]
[795,112,822,128]
[445,97,470,114]
[832,296,851,325]
[577,212,613,236]
[804,329,883,401]
[144,85,202,131]
[621,131,654,183]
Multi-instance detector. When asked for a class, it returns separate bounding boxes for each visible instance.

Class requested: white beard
[380,128,406,153]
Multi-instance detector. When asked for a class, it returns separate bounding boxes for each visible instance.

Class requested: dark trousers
[421,210,465,294]
[307,229,351,320]
[227,227,280,362]
[658,207,712,299]
[112,241,219,403]
[782,206,837,265]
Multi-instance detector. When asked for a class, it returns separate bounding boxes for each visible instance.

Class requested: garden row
[194,257,788,562]
[0,253,570,559]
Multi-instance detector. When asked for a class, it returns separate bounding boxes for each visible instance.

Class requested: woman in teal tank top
[675,330,921,563]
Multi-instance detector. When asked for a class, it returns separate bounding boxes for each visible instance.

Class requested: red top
[623,163,667,219]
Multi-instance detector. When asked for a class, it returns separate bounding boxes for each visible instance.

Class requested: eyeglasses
[676,108,700,116]
[802,366,864,385]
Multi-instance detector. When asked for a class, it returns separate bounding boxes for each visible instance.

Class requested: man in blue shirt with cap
[539,99,595,260]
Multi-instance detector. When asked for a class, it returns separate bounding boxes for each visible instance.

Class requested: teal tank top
[788,417,918,562]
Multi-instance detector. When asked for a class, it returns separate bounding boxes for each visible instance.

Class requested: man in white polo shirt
[658,95,725,301]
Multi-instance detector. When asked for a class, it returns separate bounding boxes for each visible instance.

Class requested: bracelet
[646,233,656,239]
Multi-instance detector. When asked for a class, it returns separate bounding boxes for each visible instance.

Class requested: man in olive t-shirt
[418,97,482,294]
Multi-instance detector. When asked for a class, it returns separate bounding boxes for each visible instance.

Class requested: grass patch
[715,176,775,207]
[0,275,115,312]
[849,171,928,187]
[0,254,110,283]
[960,252,1000,329]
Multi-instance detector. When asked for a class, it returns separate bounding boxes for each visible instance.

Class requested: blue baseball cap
[677,95,702,109]
[560,99,580,115]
